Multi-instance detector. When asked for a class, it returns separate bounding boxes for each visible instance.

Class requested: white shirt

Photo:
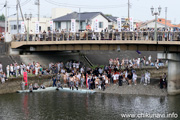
[133,73,137,79]
[76,63,79,69]
[148,56,151,61]
[10,66,13,72]
[80,68,84,73]
[73,63,76,68]
[145,72,150,78]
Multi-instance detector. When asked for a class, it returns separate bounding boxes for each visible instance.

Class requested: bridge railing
[11,31,180,42]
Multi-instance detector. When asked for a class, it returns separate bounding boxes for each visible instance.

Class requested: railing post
[74,33,76,41]
[44,34,46,41]
[63,33,64,41]
[120,32,122,40]
[51,32,53,41]
[112,32,114,40]
[86,32,88,40]
[174,32,177,41]
[97,32,100,40]
[133,32,135,40]
[147,32,149,41]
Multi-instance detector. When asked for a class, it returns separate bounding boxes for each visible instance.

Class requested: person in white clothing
[35,64,38,76]
[132,72,137,85]
[148,55,152,63]
[76,62,80,71]
[145,71,150,85]
[10,64,14,76]
[6,65,10,78]
[0,62,3,73]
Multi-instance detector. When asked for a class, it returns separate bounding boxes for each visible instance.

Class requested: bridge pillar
[158,53,180,95]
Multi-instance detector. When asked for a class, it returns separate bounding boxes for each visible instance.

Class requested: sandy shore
[96,83,168,96]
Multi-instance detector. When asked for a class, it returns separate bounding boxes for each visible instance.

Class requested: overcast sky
[0,0,180,24]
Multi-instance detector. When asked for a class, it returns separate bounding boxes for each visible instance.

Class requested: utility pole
[165,7,167,30]
[79,8,81,32]
[5,0,7,42]
[128,0,130,20]
[16,0,19,33]
[18,0,27,31]
[38,0,40,21]
[35,0,40,21]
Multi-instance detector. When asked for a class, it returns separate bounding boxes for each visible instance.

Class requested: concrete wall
[8,17,51,35]
[140,21,165,29]
[92,14,109,32]
[52,8,72,19]
[0,75,52,95]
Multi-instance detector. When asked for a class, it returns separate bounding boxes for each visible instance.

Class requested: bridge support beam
[158,53,180,95]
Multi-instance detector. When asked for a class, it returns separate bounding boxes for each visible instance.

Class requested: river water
[0,91,179,120]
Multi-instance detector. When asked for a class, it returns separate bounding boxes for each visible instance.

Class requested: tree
[0,14,5,21]
[105,14,113,17]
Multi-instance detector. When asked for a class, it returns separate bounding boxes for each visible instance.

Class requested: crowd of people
[108,55,167,70]
[13,27,180,42]
[0,55,167,90]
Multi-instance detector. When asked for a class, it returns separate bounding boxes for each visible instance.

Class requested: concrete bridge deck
[11,40,180,52]
[10,31,180,51]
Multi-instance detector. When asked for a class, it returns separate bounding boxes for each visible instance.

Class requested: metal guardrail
[11,31,180,42]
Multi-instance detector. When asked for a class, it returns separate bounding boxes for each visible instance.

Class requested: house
[8,17,51,34]
[0,21,5,33]
[105,15,118,29]
[51,8,73,19]
[138,18,177,30]
[53,12,111,32]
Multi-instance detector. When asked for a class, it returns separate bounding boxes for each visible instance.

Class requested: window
[39,26,41,31]
[99,22,103,28]
[48,27,50,31]
[58,22,61,28]
[18,25,21,29]
[14,25,17,30]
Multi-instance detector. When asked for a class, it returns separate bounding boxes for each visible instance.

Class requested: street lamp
[151,6,161,41]
[24,13,32,41]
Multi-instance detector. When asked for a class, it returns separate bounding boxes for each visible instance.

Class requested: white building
[51,8,73,19]
[8,17,51,34]
[53,12,111,32]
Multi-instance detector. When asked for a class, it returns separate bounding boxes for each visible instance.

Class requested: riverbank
[96,83,167,96]
[0,67,168,95]
[0,75,52,95]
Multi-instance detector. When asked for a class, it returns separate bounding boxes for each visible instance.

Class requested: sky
[0,0,180,24]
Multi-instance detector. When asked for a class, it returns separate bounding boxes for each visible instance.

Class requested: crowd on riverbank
[109,55,167,69]
[0,55,167,90]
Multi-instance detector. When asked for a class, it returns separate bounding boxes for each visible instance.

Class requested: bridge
[9,31,180,95]
[11,31,180,51]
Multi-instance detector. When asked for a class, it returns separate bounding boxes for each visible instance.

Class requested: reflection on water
[0,91,179,120]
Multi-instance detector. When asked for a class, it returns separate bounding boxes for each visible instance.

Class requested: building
[51,8,73,19]
[138,18,178,30]
[53,12,111,32]
[0,21,5,33]
[105,15,118,29]
[8,17,51,34]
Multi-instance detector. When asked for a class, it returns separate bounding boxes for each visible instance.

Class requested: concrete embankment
[0,75,52,95]
[0,67,167,95]
[96,81,167,96]
[97,67,168,96]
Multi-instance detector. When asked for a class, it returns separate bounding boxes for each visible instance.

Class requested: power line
[0,2,6,12]
[45,0,127,9]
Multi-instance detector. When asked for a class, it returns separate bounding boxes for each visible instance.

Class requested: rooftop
[53,12,111,22]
